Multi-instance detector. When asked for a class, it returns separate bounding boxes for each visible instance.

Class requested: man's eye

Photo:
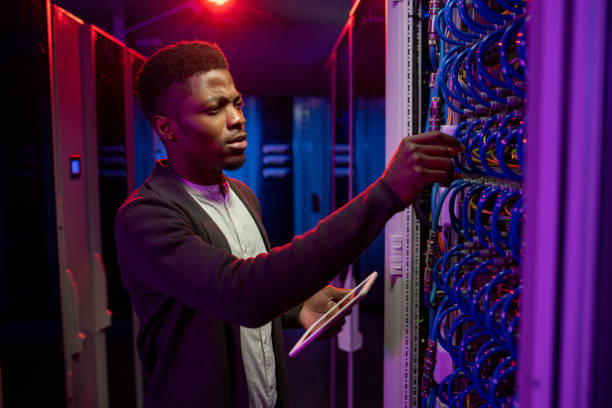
[234,101,243,109]
[205,106,220,114]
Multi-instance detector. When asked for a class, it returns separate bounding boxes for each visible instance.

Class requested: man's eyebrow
[201,94,242,105]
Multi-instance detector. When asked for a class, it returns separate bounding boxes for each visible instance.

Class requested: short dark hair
[136,40,229,123]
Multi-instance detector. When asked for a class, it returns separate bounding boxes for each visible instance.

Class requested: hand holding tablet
[288,271,379,357]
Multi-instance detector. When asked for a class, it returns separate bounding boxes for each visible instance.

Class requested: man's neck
[166,160,224,187]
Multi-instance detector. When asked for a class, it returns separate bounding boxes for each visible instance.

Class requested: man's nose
[227,106,245,129]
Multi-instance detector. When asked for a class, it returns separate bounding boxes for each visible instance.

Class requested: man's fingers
[413,145,456,157]
[325,286,351,302]
[405,131,464,151]
[415,154,454,171]
[419,167,453,186]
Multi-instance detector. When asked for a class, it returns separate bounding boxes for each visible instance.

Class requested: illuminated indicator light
[207,0,231,5]
[69,154,81,178]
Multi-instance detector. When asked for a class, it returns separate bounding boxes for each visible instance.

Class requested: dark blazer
[114,159,403,407]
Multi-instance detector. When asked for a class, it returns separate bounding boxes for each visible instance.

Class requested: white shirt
[180,176,277,408]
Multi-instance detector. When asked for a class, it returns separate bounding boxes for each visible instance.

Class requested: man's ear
[153,115,176,143]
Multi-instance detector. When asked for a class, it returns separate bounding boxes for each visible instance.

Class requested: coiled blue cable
[502,0,527,8]
[446,313,474,367]
[438,49,470,115]
[496,0,526,15]
[461,183,485,241]
[458,327,489,378]
[501,18,526,82]
[437,371,452,405]
[482,270,516,341]
[467,259,497,326]
[432,180,464,232]
[488,288,514,341]
[472,338,501,404]
[517,20,527,77]
[457,0,493,34]
[473,0,512,25]
[479,115,509,178]
[499,19,526,98]
[444,0,480,43]
[422,2,526,405]
[489,356,517,408]
[491,189,520,255]
[437,244,465,293]
[429,44,438,71]
[443,368,466,405]
[464,119,487,175]
[517,123,526,172]
[451,124,474,174]
[464,42,492,107]
[457,384,478,408]
[435,302,460,352]
[435,8,465,46]
[448,180,469,234]
[501,286,521,359]
[476,186,503,247]
[495,112,523,181]
[449,49,479,111]
[476,28,511,103]
[509,197,523,263]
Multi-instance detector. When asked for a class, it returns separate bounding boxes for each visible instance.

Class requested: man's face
[167,69,247,180]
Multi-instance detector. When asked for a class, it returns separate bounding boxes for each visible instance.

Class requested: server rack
[384,0,424,407]
[1,0,66,405]
[384,1,612,407]
[326,1,387,407]
[2,2,151,405]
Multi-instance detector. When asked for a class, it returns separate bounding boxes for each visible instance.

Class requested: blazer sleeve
[115,178,404,328]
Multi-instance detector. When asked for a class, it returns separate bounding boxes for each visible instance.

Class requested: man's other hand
[299,285,351,340]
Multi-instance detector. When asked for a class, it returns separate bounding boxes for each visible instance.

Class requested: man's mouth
[226,134,247,150]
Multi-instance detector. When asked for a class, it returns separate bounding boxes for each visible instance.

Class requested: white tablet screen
[288,271,378,357]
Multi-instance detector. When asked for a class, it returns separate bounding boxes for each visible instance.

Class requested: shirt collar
[172,170,230,203]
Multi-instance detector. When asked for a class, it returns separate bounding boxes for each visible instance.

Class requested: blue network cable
[473,0,512,25]
[479,115,508,178]
[457,0,493,34]
[435,7,465,46]
[501,18,526,81]
[421,2,526,405]
[444,0,480,43]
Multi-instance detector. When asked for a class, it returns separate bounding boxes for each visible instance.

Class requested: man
[115,41,462,408]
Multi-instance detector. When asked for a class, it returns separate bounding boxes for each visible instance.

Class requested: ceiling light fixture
[206,0,232,6]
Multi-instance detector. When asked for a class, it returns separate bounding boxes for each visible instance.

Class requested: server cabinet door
[51,6,111,407]
[0,0,66,405]
[90,27,139,408]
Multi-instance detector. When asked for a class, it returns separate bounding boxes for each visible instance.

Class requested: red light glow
[207,0,232,5]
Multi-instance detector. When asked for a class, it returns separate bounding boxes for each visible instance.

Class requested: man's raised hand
[381,131,464,205]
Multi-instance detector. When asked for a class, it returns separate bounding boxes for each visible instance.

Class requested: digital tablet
[288,271,378,357]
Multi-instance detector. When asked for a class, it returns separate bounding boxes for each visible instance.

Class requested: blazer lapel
[227,178,272,251]
[145,160,233,252]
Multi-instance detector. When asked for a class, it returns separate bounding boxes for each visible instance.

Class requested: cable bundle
[427,0,526,182]
[422,180,522,407]
[420,1,526,407]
